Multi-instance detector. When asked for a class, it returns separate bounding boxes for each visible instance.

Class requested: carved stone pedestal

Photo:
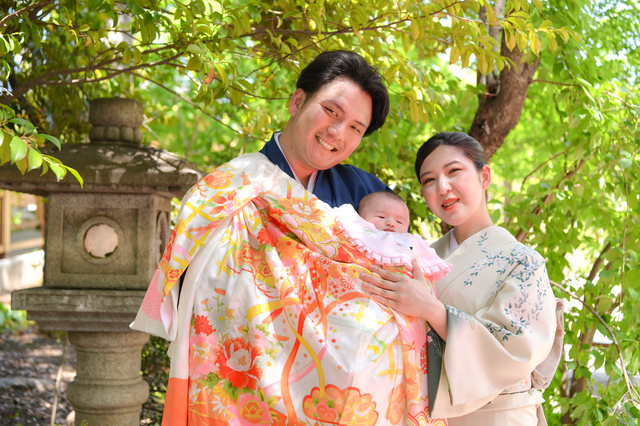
[11,288,150,425]
[67,332,149,426]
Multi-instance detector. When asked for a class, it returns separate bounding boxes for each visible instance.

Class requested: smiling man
[259,50,390,208]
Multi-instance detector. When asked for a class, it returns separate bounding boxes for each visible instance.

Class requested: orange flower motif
[194,314,214,335]
[302,385,378,425]
[215,337,263,391]
[167,268,183,281]
[228,393,271,425]
[202,169,234,189]
[385,384,406,425]
[276,237,307,267]
[256,228,275,247]
[277,197,323,222]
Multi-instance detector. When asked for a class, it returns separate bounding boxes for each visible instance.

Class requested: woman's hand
[361,259,448,340]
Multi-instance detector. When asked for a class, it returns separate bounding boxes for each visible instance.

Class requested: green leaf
[15,156,27,174]
[620,158,632,169]
[27,148,43,171]
[0,130,11,164]
[48,162,67,181]
[39,134,62,149]
[10,136,28,162]
[599,270,616,279]
[78,24,91,32]
[65,166,84,186]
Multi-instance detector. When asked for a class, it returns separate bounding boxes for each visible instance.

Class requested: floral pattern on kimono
[131,153,449,426]
[429,227,562,425]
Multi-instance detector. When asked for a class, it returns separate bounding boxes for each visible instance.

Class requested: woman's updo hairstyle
[414,132,487,182]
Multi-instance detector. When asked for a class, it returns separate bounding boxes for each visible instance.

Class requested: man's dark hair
[414,132,487,182]
[357,190,406,215]
[296,50,390,136]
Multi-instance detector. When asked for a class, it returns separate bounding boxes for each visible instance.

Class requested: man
[131,51,410,425]
[259,50,390,208]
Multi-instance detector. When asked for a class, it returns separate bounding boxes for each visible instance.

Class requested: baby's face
[360,199,410,233]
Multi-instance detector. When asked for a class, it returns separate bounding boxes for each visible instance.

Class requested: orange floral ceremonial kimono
[131,153,450,426]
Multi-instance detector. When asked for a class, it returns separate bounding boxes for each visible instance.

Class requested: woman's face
[418,145,491,228]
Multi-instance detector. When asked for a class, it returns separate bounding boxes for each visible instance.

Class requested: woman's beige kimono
[429,226,564,426]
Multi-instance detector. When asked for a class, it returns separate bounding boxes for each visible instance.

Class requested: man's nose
[328,122,345,139]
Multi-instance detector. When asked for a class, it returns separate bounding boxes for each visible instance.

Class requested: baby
[357,190,410,233]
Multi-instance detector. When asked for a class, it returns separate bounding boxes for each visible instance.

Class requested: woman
[361,132,563,425]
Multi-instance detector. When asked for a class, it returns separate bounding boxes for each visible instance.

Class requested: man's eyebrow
[327,100,369,129]
[419,160,462,179]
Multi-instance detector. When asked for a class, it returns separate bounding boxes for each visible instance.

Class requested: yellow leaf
[461,49,472,68]
[477,52,487,75]
[485,4,496,26]
[546,32,558,52]
[411,18,420,40]
[528,32,541,56]
[450,45,460,64]
[410,101,419,123]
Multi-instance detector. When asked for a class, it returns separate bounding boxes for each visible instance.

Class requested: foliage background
[1,0,639,424]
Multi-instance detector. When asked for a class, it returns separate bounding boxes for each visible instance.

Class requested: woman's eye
[449,168,461,174]
[422,178,434,184]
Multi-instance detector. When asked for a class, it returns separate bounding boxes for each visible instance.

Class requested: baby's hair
[357,190,406,214]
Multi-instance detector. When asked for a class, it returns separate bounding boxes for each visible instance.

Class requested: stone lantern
[2,98,203,425]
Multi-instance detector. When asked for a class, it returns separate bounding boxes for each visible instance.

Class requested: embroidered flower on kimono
[215,337,263,391]
[255,354,278,378]
[167,267,182,281]
[202,169,234,189]
[302,385,378,425]
[265,220,287,241]
[385,384,406,425]
[189,333,217,378]
[256,228,275,248]
[228,393,272,425]
[247,325,269,350]
[209,190,240,215]
[507,305,523,321]
[211,307,233,334]
[278,197,324,222]
[462,276,473,287]
[297,221,340,257]
[276,238,307,267]
[471,262,485,273]
[194,314,215,335]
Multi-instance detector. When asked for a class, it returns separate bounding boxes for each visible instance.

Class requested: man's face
[279,78,372,183]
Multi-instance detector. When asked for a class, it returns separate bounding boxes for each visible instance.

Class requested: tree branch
[0,0,54,30]
[551,279,640,405]
[130,72,261,141]
[515,159,586,242]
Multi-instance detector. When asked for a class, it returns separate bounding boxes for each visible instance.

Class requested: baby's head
[357,191,410,233]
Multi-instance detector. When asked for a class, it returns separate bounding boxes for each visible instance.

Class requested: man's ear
[481,164,492,190]
[289,89,307,116]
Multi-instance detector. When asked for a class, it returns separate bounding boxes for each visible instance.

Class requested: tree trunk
[469,40,540,162]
